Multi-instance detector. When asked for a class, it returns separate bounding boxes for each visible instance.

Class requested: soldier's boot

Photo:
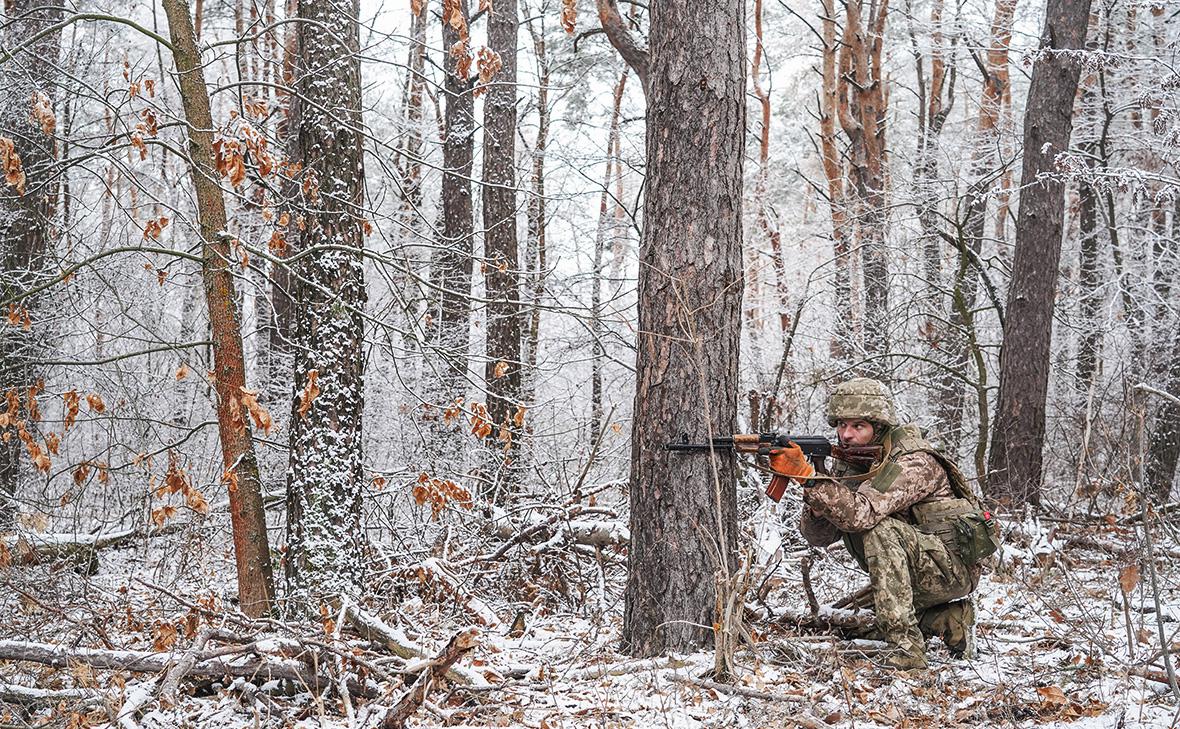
[919,599,975,659]
[880,628,928,670]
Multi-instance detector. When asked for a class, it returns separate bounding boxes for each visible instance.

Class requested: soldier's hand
[769,443,816,481]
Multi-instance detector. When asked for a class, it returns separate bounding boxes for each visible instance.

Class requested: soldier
[768,378,996,669]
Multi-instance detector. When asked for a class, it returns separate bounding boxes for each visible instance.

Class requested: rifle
[665,433,883,502]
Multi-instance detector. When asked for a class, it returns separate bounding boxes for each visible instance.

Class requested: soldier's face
[836,418,876,446]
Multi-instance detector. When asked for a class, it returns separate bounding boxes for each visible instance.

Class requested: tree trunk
[430,0,475,402]
[589,69,629,440]
[481,0,522,499]
[397,2,428,235]
[986,0,1093,507]
[0,0,61,529]
[817,0,852,362]
[1146,333,1180,501]
[521,7,550,417]
[600,0,744,657]
[837,0,890,377]
[1146,199,1180,501]
[1074,134,1103,391]
[934,0,1017,450]
[283,0,367,606]
[161,0,275,615]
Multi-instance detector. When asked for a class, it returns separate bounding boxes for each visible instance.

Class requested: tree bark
[521,7,550,417]
[161,0,275,616]
[835,0,890,377]
[817,0,851,362]
[986,0,1093,506]
[482,0,522,499]
[283,0,367,606]
[600,0,744,657]
[1146,202,1180,500]
[0,0,61,529]
[430,0,475,401]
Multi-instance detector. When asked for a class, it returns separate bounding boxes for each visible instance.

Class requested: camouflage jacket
[799,434,954,547]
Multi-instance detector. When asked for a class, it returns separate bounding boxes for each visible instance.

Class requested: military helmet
[826,377,899,427]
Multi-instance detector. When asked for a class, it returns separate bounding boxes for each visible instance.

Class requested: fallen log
[3,524,186,569]
[0,682,106,708]
[382,628,479,729]
[0,639,377,699]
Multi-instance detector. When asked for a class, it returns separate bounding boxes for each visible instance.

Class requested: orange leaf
[0,136,26,196]
[239,387,272,434]
[561,0,576,34]
[63,390,80,430]
[298,370,320,419]
[493,360,508,378]
[85,393,106,413]
[176,363,190,381]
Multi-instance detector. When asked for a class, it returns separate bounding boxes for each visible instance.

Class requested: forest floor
[1,505,1178,728]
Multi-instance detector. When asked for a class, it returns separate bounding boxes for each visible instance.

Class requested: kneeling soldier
[770,378,998,669]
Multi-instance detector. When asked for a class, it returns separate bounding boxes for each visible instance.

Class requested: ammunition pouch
[913,498,1002,566]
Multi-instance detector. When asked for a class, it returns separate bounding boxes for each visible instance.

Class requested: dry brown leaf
[1036,685,1068,707]
[0,136,26,195]
[1119,564,1140,594]
[86,392,106,413]
[30,91,55,136]
[239,387,272,434]
[561,0,576,33]
[63,390,80,430]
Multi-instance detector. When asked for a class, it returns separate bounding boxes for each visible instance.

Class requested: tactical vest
[835,424,998,570]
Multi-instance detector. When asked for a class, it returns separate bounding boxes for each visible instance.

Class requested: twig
[801,555,820,615]
[381,628,480,729]
[668,674,809,703]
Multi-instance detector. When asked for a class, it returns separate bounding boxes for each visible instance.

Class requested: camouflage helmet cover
[826,377,899,427]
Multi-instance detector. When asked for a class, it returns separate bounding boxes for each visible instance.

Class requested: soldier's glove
[765,443,816,503]
[769,443,816,480]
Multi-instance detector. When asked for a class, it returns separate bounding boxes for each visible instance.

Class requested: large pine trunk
[0,0,61,529]
[614,0,745,657]
[283,0,367,606]
[986,0,1093,507]
[481,0,522,499]
[161,0,275,615]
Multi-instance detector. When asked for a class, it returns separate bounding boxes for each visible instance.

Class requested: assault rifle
[665,433,883,502]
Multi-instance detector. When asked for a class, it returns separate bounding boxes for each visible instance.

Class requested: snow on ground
[1,509,1178,728]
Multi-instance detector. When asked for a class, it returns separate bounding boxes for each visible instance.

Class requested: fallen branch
[4,523,185,566]
[400,558,502,628]
[0,639,377,698]
[0,682,105,707]
[777,608,875,633]
[382,628,480,729]
[344,604,487,687]
[669,674,809,703]
[117,678,157,729]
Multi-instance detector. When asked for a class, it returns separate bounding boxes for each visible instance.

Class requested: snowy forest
[2,0,1180,725]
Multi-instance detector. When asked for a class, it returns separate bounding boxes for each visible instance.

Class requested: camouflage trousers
[862,517,975,665]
